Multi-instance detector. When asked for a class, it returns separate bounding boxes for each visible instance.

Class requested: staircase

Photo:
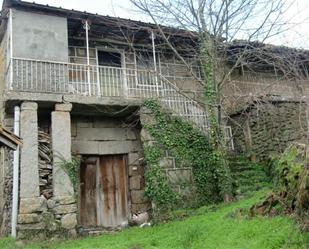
[126,71,209,132]
[228,156,270,195]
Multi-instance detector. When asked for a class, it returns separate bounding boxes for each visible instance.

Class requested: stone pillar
[20,102,40,198]
[52,103,74,197]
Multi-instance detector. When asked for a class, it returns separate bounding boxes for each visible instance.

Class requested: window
[97,51,122,67]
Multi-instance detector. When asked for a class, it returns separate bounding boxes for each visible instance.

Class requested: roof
[2,1,309,70]
[221,40,309,75]
[0,125,22,150]
[0,0,198,51]
[2,0,197,39]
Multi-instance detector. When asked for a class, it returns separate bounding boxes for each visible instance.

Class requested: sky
[3,0,309,49]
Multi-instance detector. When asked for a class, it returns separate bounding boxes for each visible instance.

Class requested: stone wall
[71,116,150,214]
[139,107,194,198]
[229,101,307,160]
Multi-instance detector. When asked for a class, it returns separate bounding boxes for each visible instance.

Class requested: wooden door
[80,155,128,228]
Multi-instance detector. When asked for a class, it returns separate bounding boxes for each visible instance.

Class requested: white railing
[8,57,208,131]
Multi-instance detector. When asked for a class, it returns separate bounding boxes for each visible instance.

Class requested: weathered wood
[80,157,98,228]
[99,154,128,227]
[79,155,128,228]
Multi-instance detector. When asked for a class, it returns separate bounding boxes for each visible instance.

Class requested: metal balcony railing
[8,57,209,132]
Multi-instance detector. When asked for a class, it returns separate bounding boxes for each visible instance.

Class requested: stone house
[0,0,207,237]
[221,42,309,160]
[1,0,307,239]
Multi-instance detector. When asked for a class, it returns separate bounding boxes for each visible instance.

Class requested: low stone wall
[229,101,307,160]
[17,195,77,239]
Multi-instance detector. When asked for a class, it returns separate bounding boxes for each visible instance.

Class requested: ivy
[143,145,179,209]
[142,99,232,207]
[58,155,81,192]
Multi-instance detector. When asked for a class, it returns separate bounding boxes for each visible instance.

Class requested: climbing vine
[58,155,80,192]
[200,38,224,147]
[142,100,232,207]
[143,145,180,210]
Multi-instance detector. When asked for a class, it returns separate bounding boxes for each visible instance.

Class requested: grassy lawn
[1,190,308,249]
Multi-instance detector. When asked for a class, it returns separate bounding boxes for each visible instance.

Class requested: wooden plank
[0,136,17,150]
[0,126,22,145]
[80,157,98,227]
[99,154,128,227]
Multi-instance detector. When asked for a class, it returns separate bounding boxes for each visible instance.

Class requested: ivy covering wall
[141,100,232,210]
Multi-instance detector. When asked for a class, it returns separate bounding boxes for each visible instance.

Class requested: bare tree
[128,0,302,137]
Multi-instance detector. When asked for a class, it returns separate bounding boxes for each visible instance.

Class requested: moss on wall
[229,101,307,161]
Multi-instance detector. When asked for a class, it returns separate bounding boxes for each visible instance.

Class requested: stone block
[139,113,156,126]
[18,214,41,224]
[131,203,151,213]
[140,128,153,141]
[76,119,93,128]
[54,195,76,205]
[21,102,38,111]
[17,222,45,230]
[93,118,119,128]
[130,175,142,190]
[140,106,154,115]
[61,213,77,229]
[76,127,129,141]
[128,152,141,165]
[19,197,47,214]
[131,190,148,204]
[55,103,72,112]
[47,199,56,209]
[98,141,141,155]
[129,165,142,176]
[72,140,100,154]
[159,157,175,168]
[143,140,158,147]
[68,229,77,238]
[52,204,77,214]
[179,186,195,197]
[166,169,192,185]
[126,129,137,140]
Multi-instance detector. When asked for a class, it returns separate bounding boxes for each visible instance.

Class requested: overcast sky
[3,0,309,49]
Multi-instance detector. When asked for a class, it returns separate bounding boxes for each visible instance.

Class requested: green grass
[1,190,308,249]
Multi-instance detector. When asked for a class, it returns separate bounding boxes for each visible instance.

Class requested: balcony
[6,57,208,131]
